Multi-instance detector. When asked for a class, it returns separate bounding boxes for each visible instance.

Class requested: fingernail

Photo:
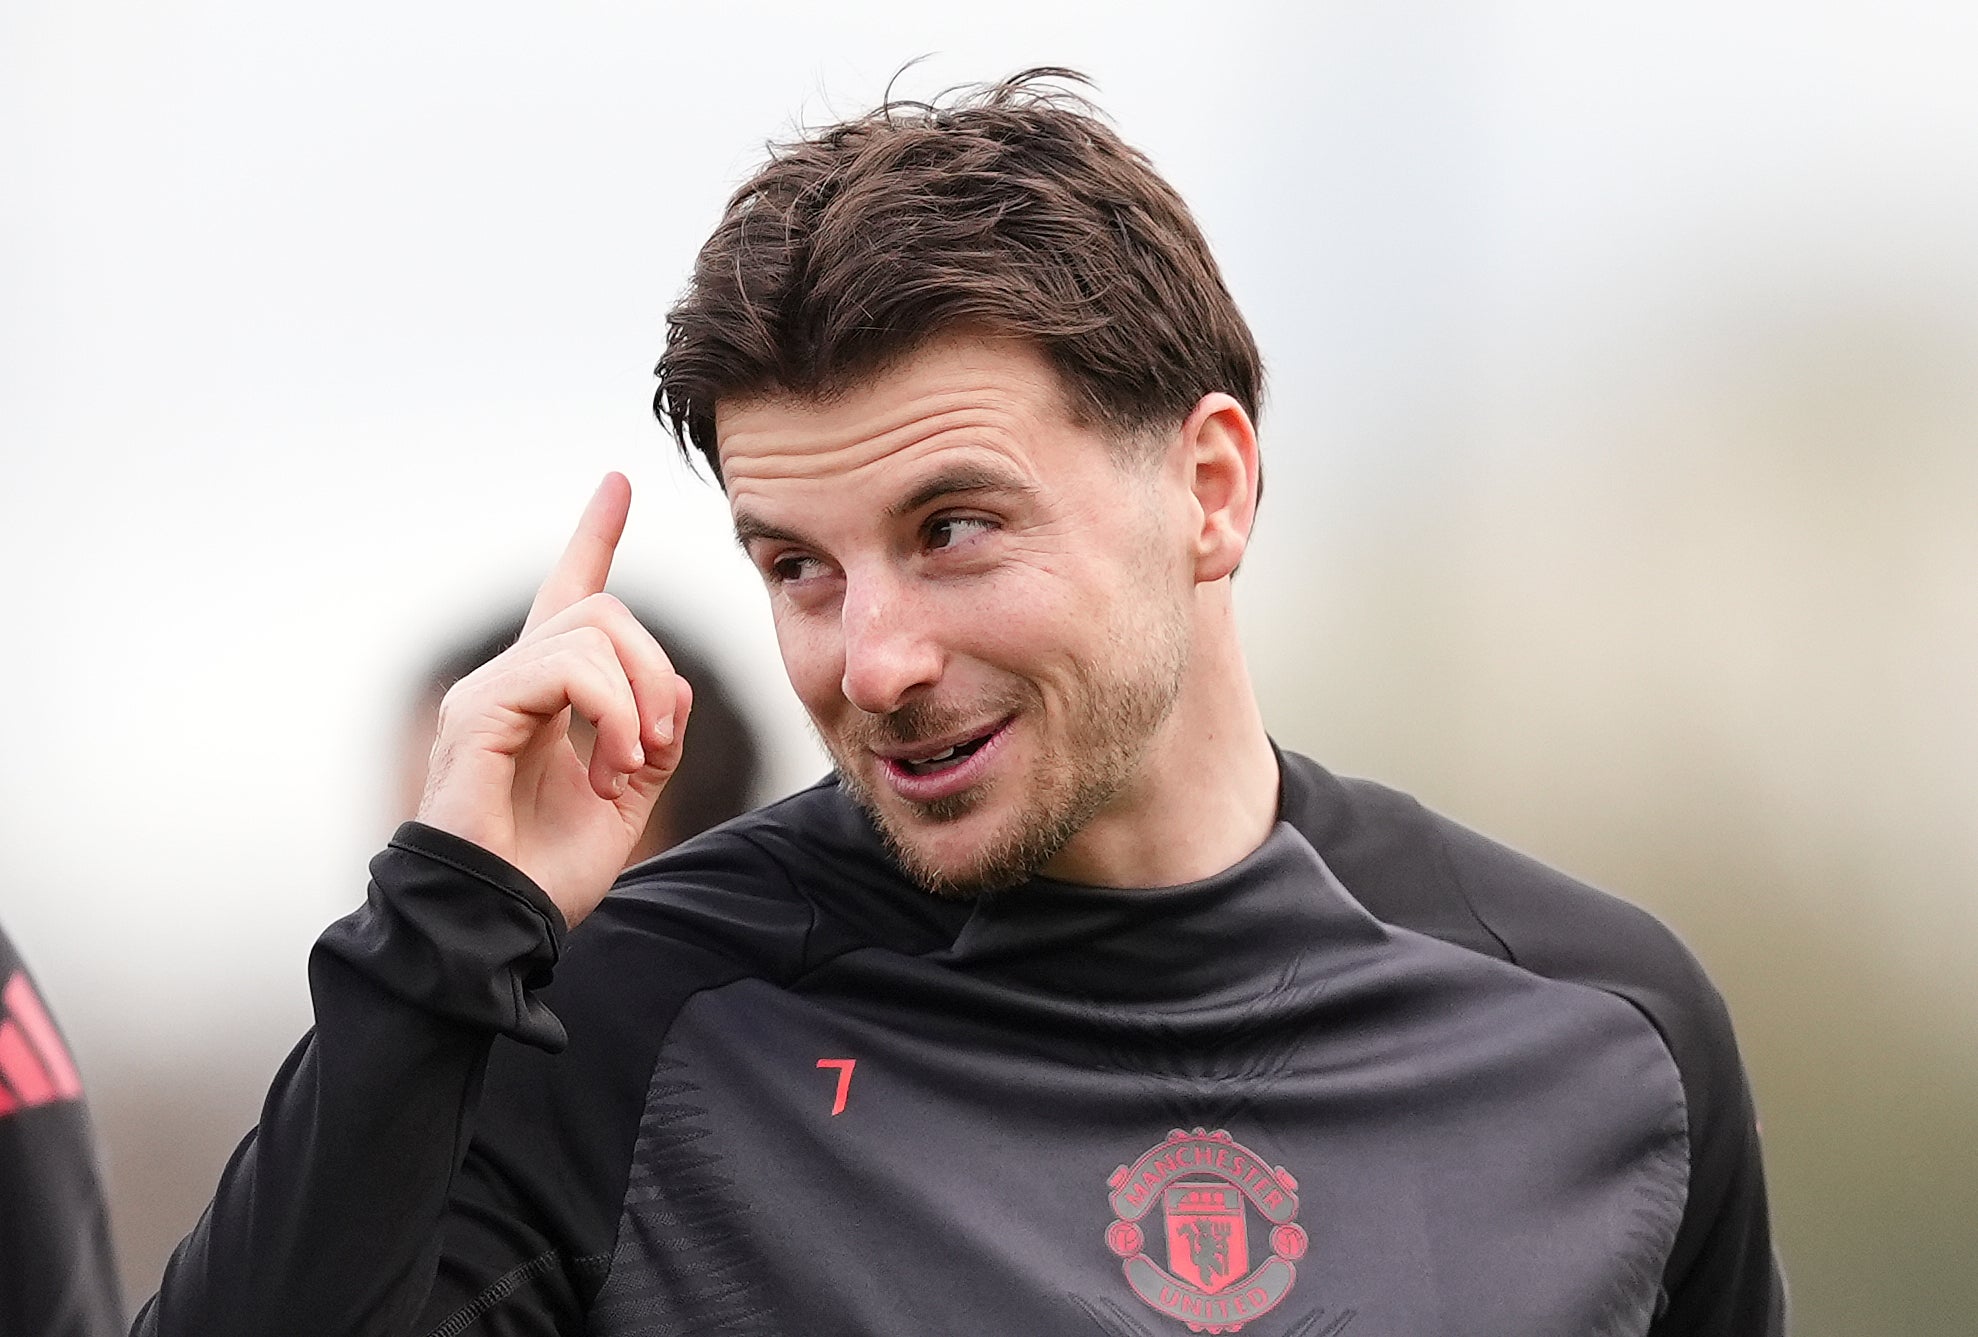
[608,773,628,797]
[631,745,645,770]
[654,718,674,747]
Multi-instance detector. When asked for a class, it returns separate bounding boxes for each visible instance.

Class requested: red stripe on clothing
[0,1020,55,1106]
[2,971,82,1099]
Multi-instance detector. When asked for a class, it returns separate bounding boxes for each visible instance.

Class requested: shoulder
[460,780,967,1267]
[457,781,908,1296]
[1278,748,1783,1330]
[0,923,124,1335]
[1278,748,1731,1053]
[560,776,962,1007]
[577,783,831,982]
[592,775,967,974]
[1278,748,1745,1123]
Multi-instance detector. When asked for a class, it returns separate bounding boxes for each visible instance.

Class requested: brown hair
[653,68,1263,482]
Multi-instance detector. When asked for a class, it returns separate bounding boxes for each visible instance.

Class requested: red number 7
[816,1058,856,1116]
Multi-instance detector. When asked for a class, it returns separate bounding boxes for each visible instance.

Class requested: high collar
[928,822,1390,1004]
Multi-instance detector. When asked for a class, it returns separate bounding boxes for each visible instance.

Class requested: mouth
[893,730,996,775]
[874,717,1014,804]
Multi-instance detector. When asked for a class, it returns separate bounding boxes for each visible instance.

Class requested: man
[0,921,125,1336]
[137,71,1784,1335]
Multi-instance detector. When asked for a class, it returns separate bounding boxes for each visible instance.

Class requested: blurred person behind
[0,920,123,1336]
[395,600,764,864]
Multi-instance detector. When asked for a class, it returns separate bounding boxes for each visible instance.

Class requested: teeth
[899,742,967,776]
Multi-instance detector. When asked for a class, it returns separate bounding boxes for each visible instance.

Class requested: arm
[137,475,690,1335]
[1650,1003,1788,1335]
[133,826,576,1337]
[0,928,125,1337]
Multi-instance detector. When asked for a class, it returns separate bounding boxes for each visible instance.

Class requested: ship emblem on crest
[1105,1128,1307,1332]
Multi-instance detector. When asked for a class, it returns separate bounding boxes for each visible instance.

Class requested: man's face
[720,338,1196,895]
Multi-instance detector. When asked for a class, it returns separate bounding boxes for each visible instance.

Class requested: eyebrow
[731,462,1037,551]
[731,512,805,552]
[886,462,1037,520]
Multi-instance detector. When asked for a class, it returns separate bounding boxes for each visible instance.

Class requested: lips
[876,718,1013,804]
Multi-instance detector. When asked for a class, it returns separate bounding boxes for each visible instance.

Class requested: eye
[926,515,996,551]
[766,552,828,585]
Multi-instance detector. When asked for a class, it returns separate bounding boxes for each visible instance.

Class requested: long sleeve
[1650,1056,1788,1335]
[0,925,126,1337]
[131,823,575,1337]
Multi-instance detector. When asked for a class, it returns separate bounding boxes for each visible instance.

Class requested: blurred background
[2,2,1973,1332]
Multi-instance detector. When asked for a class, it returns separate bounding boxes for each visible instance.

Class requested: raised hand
[416,473,690,927]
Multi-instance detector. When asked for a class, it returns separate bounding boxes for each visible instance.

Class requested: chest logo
[1105,1128,1306,1333]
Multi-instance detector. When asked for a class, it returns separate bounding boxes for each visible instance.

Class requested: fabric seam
[1428,814,1696,1307]
[727,827,821,976]
[422,1249,562,1337]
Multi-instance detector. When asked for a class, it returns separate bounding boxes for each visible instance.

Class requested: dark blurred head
[398,603,763,864]
[653,67,1264,483]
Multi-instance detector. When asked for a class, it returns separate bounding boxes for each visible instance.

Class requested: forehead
[716,338,1102,505]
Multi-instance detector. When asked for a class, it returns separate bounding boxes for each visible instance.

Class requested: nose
[839,570,944,715]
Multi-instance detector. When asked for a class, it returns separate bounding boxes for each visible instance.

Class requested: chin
[857,779,1092,900]
[866,798,1009,899]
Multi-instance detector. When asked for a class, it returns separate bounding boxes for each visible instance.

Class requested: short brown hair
[653,68,1263,482]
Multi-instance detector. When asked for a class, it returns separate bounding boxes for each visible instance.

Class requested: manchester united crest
[1105,1128,1307,1333]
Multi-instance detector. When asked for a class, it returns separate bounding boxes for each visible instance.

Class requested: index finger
[525,472,632,634]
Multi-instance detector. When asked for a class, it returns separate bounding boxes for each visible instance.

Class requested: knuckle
[585,591,630,623]
[546,627,616,681]
[553,639,632,707]
[569,623,616,658]
[433,682,478,731]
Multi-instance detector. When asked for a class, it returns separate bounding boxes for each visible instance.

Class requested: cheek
[963,583,1093,681]
[771,607,845,713]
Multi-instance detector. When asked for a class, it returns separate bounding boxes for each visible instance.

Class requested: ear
[1176,393,1260,583]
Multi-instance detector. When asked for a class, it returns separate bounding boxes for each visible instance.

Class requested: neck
[1040,586,1279,889]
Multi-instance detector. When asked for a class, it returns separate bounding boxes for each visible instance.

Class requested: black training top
[0,922,125,1337]
[135,750,1785,1336]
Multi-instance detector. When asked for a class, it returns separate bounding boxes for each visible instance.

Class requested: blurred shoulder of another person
[0,920,124,1336]
[395,599,765,865]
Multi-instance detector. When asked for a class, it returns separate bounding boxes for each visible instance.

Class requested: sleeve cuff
[314,824,571,1053]
[385,822,569,958]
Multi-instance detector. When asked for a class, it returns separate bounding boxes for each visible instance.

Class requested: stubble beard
[826,600,1193,899]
